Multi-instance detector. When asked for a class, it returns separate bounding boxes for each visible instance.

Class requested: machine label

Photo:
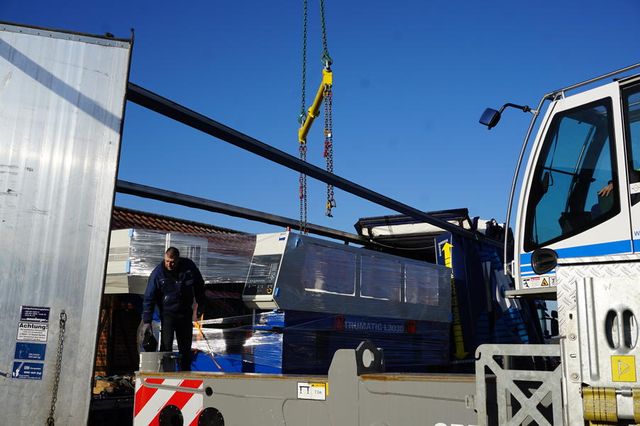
[16,321,48,342]
[297,382,327,400]
[344,320,404,333]
[611,355,636,382]
[14,342,46,361]
[12,361,44,380]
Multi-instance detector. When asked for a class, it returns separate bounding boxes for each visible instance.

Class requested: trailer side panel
[0,23,130,425]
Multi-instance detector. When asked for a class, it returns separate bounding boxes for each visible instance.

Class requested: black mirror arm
[499,103,532,114]
[480,102,535,130]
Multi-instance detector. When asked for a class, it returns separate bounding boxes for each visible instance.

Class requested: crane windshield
[524,98,619,251]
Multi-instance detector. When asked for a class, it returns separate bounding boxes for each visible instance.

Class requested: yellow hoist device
[298,0,334,233]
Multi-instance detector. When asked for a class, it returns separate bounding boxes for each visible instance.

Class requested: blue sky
[2,1,639,236]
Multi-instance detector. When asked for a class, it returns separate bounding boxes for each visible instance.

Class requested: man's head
[164,247,180,271]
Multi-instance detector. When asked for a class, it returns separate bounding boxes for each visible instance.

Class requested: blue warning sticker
[12,361,44,380]
[14,342,46,361]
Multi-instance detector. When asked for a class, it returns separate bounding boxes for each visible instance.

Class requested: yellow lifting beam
[298,68,333,144]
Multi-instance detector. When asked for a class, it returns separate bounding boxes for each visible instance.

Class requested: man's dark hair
[165,247,180,258]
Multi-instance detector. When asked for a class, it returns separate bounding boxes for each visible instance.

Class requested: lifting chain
[300,0,307,123]
[319,0,332,68]
[299,143,308,233]
[298,0,309,234]
[46,310,67,426]
[319,0,334,216]
[324,84,335,216]
[298,0,334,224]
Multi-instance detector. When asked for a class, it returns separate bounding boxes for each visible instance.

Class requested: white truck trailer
[2,21,640,425]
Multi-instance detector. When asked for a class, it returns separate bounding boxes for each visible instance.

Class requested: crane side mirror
[479,108,502,129]
[531,248,558,275]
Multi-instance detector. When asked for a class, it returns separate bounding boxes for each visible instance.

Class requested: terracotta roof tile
[111,207,243,235]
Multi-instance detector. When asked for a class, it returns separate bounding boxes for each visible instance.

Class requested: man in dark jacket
[142,247,205,371]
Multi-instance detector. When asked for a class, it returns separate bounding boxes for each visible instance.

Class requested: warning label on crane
[611,355,636,382]
[521,274,556,289]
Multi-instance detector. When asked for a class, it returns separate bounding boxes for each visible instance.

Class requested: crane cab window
[623,83,640,204]
[524,98,618,251]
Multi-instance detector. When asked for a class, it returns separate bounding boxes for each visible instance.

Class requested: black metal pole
[126,82,501,247]
[116,180,367,245]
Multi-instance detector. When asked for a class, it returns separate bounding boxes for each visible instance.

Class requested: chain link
[300,0,334,224]
[324,85,335,216]
[299,0,307,122]
[299,144,308,233]
[319,0,332,67]
[46,310,67,426]
[320,0,333,216]
[298,0,309,234]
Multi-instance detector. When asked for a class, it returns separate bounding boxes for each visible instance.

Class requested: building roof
[111,206,244,235]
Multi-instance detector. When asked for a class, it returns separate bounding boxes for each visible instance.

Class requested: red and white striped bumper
[134,377,203,425]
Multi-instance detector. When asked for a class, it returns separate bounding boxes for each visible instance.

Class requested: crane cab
[513,74,640,292]
[503,70,640,424]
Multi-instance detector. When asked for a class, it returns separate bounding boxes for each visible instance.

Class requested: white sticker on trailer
[297,382,327,400]
[17,322,48,342]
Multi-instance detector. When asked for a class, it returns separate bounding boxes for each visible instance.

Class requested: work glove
[142,325,158,352]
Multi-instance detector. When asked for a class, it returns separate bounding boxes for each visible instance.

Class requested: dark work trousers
[160,313,193,371]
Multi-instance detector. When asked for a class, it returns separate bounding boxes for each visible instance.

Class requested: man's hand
[143,323,153,335]
[598,182,614,197]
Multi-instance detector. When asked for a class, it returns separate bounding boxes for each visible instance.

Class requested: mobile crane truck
[1,22,640,425]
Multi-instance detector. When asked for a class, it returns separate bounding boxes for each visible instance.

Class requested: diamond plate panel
[557,261,640,424]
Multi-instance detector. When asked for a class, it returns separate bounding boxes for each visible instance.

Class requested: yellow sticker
[611,355,637,382]
[541,278,549,287]
[442,242,453,268]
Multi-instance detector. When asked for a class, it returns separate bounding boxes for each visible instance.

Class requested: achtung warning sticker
[297,382,327,400]
[611,355,636,382]
[16,322,48,342]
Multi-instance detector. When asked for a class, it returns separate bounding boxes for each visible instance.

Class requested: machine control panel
[242,232,289,309]
[242,254,281,297]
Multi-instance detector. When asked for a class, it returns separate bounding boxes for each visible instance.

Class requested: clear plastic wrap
[128,230,166,275]
[405,262,440,305]
[300,244,357,295]
[187,310,450,374]
[251,233,452,323]
[360,254,403,301]
[117,229,256,284]
[122,230,453,374]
